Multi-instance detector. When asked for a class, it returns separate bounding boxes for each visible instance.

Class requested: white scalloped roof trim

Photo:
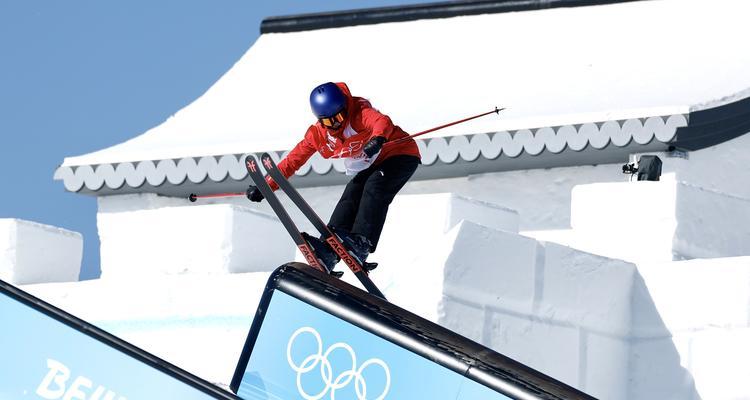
[54,115,687,192]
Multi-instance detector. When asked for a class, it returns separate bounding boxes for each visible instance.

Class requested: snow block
[673,184,750,259]
[628,337,699,400]
[442,194,520,233]
[635,257,750,333]
[681,328,750,399]
[571,180,750,263]
[97,194,294,278]
[384,223,461,321]
[484,310,583,390]
[439,222,636,335]
[439,297,485,343]
[539,241,635,336]
[391,219,744,399]
[435,222,637,398]
[584,333,630,399]
[0,218,82,284]
[629,257,750,400]
[370,193,519,290]
[441,223,539,314]
[389,220,639,399]
[529,242,635,398]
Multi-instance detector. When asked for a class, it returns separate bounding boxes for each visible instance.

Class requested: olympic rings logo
[287,327,391,400]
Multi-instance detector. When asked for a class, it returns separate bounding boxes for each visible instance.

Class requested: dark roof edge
[673,94,750,151]
[260,0,646,34]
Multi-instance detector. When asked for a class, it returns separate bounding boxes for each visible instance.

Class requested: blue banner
[0,290,228,400]
[236,291,511,400]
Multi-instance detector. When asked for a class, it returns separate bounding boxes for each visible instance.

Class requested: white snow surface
[394,221,750,399]
[0,218,82,285]
[96,194,294,278]
[61,0,750,166]
[317,193,520,295]
[569,180,750,263]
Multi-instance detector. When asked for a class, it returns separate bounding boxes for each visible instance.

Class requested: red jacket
[267,82,420,190]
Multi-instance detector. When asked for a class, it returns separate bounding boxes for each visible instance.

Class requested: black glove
[362,136,386,158]
[246,185,264,202]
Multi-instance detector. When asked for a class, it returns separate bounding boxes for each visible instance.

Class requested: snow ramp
[230,263,594,400]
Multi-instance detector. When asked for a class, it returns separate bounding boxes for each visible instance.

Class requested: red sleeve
[359,105,395,140]
[266,126,318,190]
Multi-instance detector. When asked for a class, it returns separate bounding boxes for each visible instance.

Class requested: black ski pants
[328,155,420,252]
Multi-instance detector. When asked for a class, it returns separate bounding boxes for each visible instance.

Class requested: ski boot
[330,228,378,272]
[301,232,343,278]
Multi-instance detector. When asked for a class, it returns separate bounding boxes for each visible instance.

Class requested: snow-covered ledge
[0,219,82,284]
[97,194,295,278]
[570,180,750,263]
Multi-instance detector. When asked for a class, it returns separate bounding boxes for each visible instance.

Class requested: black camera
[622,163,638,174]
[622,155,662,181]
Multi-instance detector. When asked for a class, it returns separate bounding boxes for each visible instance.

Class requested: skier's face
[319,108,347,131]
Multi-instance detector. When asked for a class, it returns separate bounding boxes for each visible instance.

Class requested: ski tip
[188,193,197,202]
[260,153,276,171]
[245,155,260,173]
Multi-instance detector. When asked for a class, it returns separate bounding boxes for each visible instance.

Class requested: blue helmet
[310,82,347,119]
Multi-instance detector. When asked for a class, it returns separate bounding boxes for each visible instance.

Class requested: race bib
[344,150,381,175]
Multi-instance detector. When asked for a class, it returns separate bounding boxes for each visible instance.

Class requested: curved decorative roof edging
[54,114,689,194]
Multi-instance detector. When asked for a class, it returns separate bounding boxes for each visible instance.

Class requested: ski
[259,152,387,300]
[244,155,330,275]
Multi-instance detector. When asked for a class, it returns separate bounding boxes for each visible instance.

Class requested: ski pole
[330,106,504,158]
[385,106,504,146]
[188,192,244,202]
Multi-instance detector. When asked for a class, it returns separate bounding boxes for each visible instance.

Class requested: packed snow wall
[0,219,82,285]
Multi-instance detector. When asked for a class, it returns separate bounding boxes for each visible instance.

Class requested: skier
[246,82,421,276]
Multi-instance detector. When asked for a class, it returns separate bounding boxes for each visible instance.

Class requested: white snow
[569,180,750,263]
[637,257,750,333]
[405,162,631,230]
[401,220,639,399]
[0,218,82,284]
[96,194,294,278]
[632,257,750,400]
[60,0,750,167]
[393,221,750,399]
[320,193,520,293]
